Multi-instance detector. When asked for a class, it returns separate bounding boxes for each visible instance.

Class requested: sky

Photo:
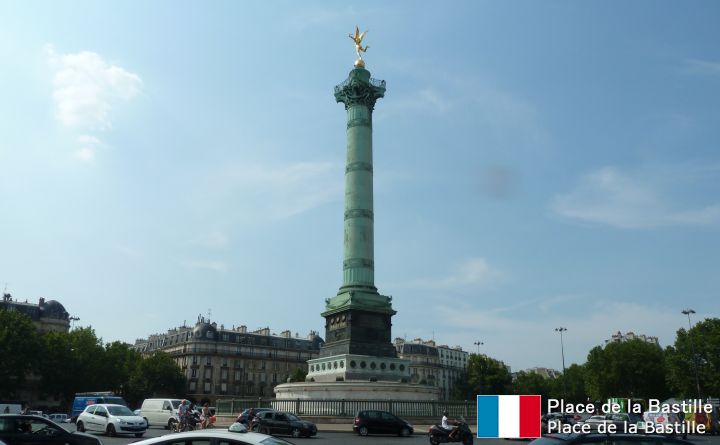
[1,1,719,371]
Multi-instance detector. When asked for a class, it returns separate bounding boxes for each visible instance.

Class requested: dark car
[353,410,413,436]
[252,410,317,438]
[0,414,102,445]
[542,413,581,433]
[530,433,692,445]
[236,408,274,425]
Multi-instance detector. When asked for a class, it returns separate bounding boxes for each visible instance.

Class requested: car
[236,408,274,425]
[76,403,147,437]
[0,414,103,445]
[139,398,182,429]
[578,413,643,432]
[576,415,610,432]
[353,410,413,436]
[542,413,581,432]
[131,429,296,445]
[530,433,692,445]
[71,393,127,422]
[48,413,69,423]
[252,410,317,438]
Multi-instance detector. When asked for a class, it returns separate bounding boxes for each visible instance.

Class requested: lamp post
[555,327,567,399]
[473,341,484,355]
[681,309,702,399]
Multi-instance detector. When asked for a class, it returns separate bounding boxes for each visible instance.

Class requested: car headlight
[116,419,126,424]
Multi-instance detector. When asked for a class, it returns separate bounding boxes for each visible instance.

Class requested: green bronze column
[335,68,384,292]
[316,39,399,362]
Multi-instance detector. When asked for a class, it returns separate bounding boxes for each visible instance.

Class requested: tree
[128,352,186,403]
[585,339,667,401]
[453,354,512,399]
[0,310,41,397]
[37,327,106,405]
[513,371,552,400]
[288,367,307,383]
[102,341,142,398]
[666,317,720,398]
[556,363,588,403]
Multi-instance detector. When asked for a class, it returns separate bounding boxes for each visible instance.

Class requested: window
[191,368,198,378]
[203,382,211,392]
[204,368,212,379]
[189,381,196,391]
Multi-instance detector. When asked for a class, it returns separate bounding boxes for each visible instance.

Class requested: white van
[139,399,182,429]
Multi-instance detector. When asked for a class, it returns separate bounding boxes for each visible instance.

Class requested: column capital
[334,68,386,111]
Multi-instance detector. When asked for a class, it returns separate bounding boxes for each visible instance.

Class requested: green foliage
[557,363,588,403]
[127,351,186,404]
[513,371,552,399]
[584,339,667,401]
[666,317,720,398]
[289,367,307,383]
[453,353,512,399]
[0,310,41,397]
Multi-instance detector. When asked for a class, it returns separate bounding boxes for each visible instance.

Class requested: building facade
[524,367,561,379]
[394,338,469,400]
[133,316,323,401]
[605,331,660,346]
[1,293,70,333]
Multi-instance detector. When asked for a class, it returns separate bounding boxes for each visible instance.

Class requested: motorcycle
[429,417,473,445]
[175,410,202,432]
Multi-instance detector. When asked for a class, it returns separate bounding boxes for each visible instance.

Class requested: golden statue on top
[349,26,369,68]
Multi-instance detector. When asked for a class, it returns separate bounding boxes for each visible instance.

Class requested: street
[61,424,720,445]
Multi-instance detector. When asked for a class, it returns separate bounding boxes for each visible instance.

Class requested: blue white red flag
[476,395,541,438]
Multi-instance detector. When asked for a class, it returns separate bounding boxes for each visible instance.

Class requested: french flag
[476,395,541,438]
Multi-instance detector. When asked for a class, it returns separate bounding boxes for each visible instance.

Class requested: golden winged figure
[349,26,369,61]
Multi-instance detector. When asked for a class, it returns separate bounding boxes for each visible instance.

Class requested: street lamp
[555,327,567,399]
[473,341,484,355]
[681,309,702,399]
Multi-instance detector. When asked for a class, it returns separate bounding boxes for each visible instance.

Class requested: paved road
[63,425,720,445]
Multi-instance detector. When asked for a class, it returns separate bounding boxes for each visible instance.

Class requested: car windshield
[107,406,134,416]
[285,413,299,421]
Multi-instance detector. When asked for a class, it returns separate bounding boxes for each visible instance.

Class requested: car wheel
[359,426,369,436]
[144,418,149,428]
[400,426,411,437]
[135,433,144,438]
[76,421,85,433]
[429,438,440,445]
[292,428,301,438]
[106,424,117,437]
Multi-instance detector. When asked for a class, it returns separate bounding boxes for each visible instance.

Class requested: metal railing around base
[216,398,475,419]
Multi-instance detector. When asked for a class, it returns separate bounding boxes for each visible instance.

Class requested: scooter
[429,417,473,445]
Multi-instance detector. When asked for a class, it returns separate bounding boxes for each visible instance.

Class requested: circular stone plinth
[274,380,439,401]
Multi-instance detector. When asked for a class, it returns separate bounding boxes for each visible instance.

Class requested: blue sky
[1,1,718,371]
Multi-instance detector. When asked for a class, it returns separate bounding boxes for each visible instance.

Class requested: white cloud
[74,134,102,162]
[398,257,505,290]
[190,231,230,249]
[216,161,343,221]
[551,166,720,228]
[179,259,228,273]
[46,45,142,130]
[685,59,720,76]
[435,300,684,370]
[74,147,95,162]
